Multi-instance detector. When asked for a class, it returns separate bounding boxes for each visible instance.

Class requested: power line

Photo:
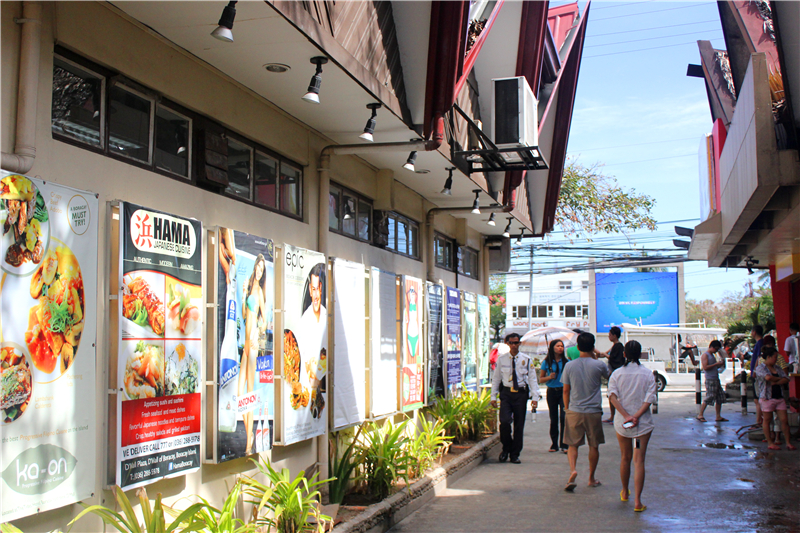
[586,29,723,48]
[591,3,711,22]
[568,136,702,153]
[584,41,709,59]
[601,153,696,167]
[588,19,719,37]
[591,0,657,11]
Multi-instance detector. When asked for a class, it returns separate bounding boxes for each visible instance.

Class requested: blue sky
[548,0,753,301]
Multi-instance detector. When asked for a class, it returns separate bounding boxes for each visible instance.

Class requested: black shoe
[499,451,509,462]
[511,457,521,464]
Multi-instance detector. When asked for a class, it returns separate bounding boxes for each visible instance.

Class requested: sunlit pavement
[389,392,800,533]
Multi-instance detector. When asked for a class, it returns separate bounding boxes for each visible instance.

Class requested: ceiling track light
[302,56,328,104]
[403,151,417,172]
[343,200,354,220]
[359,103,381,142]
[471,190,481,215]
[487,213,496,226]
[516,232,524,245]
[441,167,455,195]
[502,218,512,238]
[211,1,238,42]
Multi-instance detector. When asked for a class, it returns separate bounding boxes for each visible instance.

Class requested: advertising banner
[281,245,327,445]
[462,292,477,392]
[216,228,274,462]
[477,295,491,387]
[595,272,679,332]
[400,276,424,411]
[117,203,202,490]
[332,259,366,429]
[426,283,444,400]
[445,287,461,393]
[0,172,98,521]
[369,269,397,417]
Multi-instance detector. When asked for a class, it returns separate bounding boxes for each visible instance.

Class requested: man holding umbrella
[491,333,541,464]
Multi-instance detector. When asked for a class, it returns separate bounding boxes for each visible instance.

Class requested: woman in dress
[539,339,568,453]
[755,347,796,451]
[608,340,657,512]
[239,253,268,454]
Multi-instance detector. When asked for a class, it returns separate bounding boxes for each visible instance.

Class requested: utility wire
[586,29,723,48]
[568,136,701,153]
[591,3,711,22]
[588,19,719,37]
[601,153,696,167]
[591,0,657,11]
[585,41,715,59]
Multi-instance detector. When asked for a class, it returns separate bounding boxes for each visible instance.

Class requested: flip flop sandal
[767,445,781,450]
[634,506,647,512]
[588,480,602,488]
[620,489,630,502]
[696,417,707,422]
[548,448,558,452]
[787,445,797,451]
[715,418,729,422]
[565,482,577,492]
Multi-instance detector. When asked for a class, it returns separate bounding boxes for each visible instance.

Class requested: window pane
[388,216,396,250]
[52,59,103,148]
[280,163,301,216]
[342,194,356,236]
[225,139,252,199]
[397,219,407,255]
[329,186,341,230]
[108,86,151,162]
[357,200,370,241]
[409,223,418,257]
[154,106,189,177]
[255,152,278,208]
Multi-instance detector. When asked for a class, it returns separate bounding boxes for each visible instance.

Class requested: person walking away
[490,333,541,464]
[540,339,569,453]
[755,347,796,451]
[784,322,799,374]
[750,325,764,424]
[608,340,657,512]
[562,332,609,491]
[697,340,727,422]
[603,327,625,424]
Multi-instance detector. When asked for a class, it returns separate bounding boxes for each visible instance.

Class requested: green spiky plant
[460,389,493,441]
[427,396,465,442]
[406,416,452,478]
[166,480,254,533]
[328,423,364,504]
[356,419,414,500]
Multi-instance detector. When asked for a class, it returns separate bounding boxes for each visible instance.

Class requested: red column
[770,264,793,355]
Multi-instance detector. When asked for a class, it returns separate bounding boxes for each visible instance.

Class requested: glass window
[329,185,341,230]
[108,85,152,163]
[154,105,190,177]
[434,234,455,270]
[342,194,356,236]
[458,247,479,279]
[409,223,418,258]
[357,200,370,241]
[51,57,104,148]
[388,216,396,250]
[582,280,589,290]
[255,152,278,208]
[563,305,577,318]
[559,281,572,290]
[280,163,301,216]
[518,281,530,290]
[225,138,252,199]
[516,306,528,319]
[397,218,408,255]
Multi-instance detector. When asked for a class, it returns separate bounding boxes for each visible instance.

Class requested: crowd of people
[489,325,798,513]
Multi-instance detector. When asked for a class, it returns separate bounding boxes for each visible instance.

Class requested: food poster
[445,287,462,395]
[281,245,327,445]
[462,292,478,392]
[117,203,202,490]
[369,268,397,418]
[216,228,274,462]
[477,295,491,387]
[332,259,366,430]
[400,276,424,411]
[426,283,445,400]
[0,172,98,522]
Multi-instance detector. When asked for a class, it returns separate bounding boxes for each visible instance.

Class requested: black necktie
[511,355,519,390]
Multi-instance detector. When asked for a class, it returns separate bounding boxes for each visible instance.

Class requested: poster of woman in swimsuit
[401,276,424,411]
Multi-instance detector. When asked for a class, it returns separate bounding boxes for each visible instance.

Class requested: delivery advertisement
[281,245,327,445]
[400,276,424,411]
[0,172,98,522]
[216,228,274,462]
[117,203,202,490]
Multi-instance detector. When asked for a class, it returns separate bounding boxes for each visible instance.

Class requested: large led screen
[595,272,678,333]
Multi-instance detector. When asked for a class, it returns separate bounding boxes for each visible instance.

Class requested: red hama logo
[134,212,153,248]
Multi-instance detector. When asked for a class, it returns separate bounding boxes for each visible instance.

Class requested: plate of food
[123,341,165,400]
[25,243,84,380]
[284,329,308,410]
[121,273,165,338]
[165,281,201,337]
[1,174,50,276]
[165,343,199,396]
[1,343,33,424]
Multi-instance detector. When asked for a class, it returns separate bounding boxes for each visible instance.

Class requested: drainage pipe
[2,2,42,174]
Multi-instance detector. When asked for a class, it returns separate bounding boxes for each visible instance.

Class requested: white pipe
[2,2,42,174]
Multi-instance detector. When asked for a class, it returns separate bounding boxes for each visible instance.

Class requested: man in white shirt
[783,322,799,373]
[491,333,540,464]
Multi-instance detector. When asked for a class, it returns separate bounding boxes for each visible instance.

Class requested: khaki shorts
[564,410,605,448]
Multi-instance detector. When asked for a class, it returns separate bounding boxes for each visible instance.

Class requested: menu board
[216,228,274,462]
[280,245,327,445]
[0,172,98,521]
[400,276,424,411]
[369,269,397,418]
[477,294,491,387]
[426,283,444,400]
[332,259,366,429]
[445,287,461,394]
[117,203,202,490]
[462,292,477,392]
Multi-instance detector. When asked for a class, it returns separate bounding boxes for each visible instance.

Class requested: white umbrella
[519,327,580,355]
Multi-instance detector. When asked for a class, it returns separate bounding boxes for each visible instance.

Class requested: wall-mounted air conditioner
[491,76,538,163]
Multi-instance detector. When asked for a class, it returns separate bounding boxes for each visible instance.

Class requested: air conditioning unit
[491,76,538,163]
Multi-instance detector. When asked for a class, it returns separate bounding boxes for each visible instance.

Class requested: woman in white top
[608,340,657,513]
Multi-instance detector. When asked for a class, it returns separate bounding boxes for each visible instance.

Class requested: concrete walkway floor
[389,392,800,533]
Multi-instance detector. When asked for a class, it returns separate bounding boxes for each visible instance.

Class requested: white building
[504,271,591,336]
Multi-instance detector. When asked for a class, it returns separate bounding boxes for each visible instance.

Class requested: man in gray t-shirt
[561,332,610,492]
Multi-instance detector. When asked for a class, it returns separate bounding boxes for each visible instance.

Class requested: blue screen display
[595,272,678,332]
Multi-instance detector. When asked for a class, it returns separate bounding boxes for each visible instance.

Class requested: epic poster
[216,228,274,462]
[281,245,326,445]
[117,203,202,490]
[332,259,366,429]
[369,269,397,418]
[0,172,98,521]
[401,276,424,411]
[462,292,477,392]
[426,283,444,400]
[477,294,491,387]
[445,287,461,394]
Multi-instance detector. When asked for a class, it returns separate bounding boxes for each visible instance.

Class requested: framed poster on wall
[445,287,461,396]
[462,292,478,392]
[400,276,424,411]
[332,258,366,429]
[477,294,491,387]
[0,172,98,521]
[369,268,397,418]
[426,283,444,401]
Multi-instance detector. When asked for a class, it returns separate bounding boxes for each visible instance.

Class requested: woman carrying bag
[540,339,569,453]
